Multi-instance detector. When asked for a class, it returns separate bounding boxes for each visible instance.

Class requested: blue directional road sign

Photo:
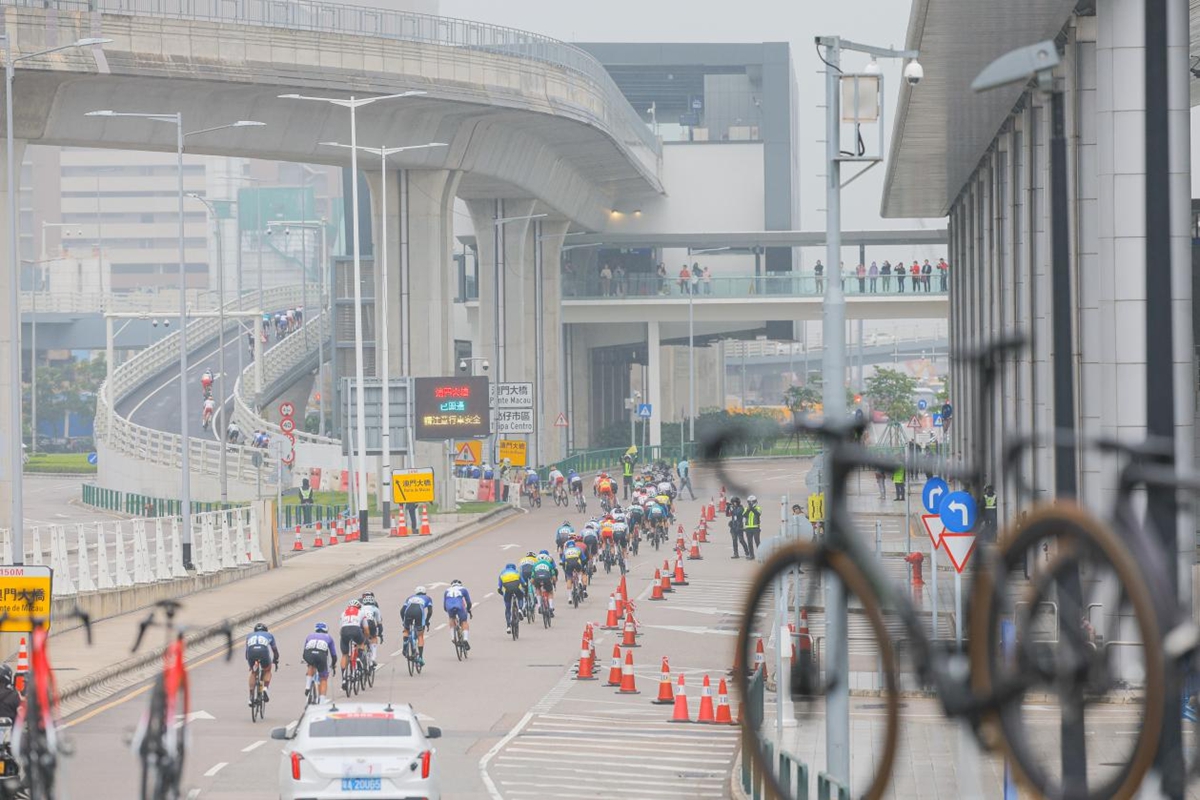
[87,452,98,466]
[940,490,976,533]
[932,413,943,427]
[918,399,928,411]
[636,403,652,418]
[922,477,949,514]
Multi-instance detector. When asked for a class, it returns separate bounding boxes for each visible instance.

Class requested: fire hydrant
[904,551,925,587]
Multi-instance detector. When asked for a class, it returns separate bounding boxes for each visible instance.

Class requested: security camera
[903,60,924,86]
[458,359,468,372]
[481,361,490,372]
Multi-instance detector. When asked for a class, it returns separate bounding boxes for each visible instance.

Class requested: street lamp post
[5,35,110,564]
[280,92,426,541]
[84,110,263,566]
[320,140,446,530]
[815,34,918,785]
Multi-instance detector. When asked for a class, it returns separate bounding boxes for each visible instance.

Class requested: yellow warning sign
[453,440,482,466]
[0,566,53,632]
[498,439,527,467]
[807,492,826,524]
[392,468,435,504]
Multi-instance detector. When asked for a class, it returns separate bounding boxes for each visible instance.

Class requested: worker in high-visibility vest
[299,478,314,526]
[981,484,998,541]
[742,496,763,560]
[622,455,634,500]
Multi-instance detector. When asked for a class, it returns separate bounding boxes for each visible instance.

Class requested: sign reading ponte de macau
[413,376,491,441]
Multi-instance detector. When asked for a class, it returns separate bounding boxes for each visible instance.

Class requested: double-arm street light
[320,139,446,531]
[5,35,110,564]
[83,110,264,566]
[280,91,426,541]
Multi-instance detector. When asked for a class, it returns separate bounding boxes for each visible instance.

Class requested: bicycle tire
[736,541,900,800]
[968,503,1165,800]
[366,662,375,689]
[454,630,464,662]
[21,687,53,800]
[407,651,415,676]
[139,673,186,800]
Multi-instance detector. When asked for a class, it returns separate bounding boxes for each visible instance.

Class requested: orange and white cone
[706,502,716,522]
[601,594,620,629]
[667,674,690,722]
[687,532,703,560]
[649,570,666,601]
[419,505,432,536]
[672,555,689,586]
[676,525,685,551]
[714,678,735,724]
[617,575,629,616]
[697,518,709,543]
[752,637,766,675]
[585,623,597,663]
[14,637,27,694]
[312,522,324,548]
[615,650,639,694]
[660,566,673,594]
[719,487,727,512]
[292,525,304,552]
[575,632,596,680]
[605,645,623,686]
[621,612,639,648]
[696,674,716,723]
[651,657,675,704]
[329,522,339,545]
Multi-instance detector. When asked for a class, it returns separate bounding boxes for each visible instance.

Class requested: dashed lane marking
[203,762,227,777]
[241,740,266,753]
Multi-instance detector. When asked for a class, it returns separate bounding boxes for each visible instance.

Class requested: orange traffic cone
[617,575,629,612]
[601,595,620,629]
[615,651,639,694]
[697,519,709,543]
[292,525,304,552]
[614,584,626,620]
[667,674,690,722]
[312,522,324,548]
[706,502,716,522]
[696,674,716,723]
[651,657,675,704]
[14,637,27,694]
[419,505,432,536]
[649,571,666,601]
[659,566,673,594]
[605,645,623,686]
[714,678,735,724]
[676,525,685,551]
[752,637,766,675]
[621,612,639,648]
[687,533,703,560]
[329,522,339,545]
[576,632,596,680]
[719,487,727,512]
[672,555,689,586]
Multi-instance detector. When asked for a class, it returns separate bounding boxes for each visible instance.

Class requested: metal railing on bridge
[20,288,224,315]
[13,0,660,160]
[561,273,950,300]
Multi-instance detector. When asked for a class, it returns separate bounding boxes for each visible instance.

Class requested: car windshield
[308,717,413,738]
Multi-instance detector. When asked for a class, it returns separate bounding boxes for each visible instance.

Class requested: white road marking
[485,592,495,599]
[241,740,266,753]
[203,762,227,777]
[434,623,447,631]
[390,649,405,658]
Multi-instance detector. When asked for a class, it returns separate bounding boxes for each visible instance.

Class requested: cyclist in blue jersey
[245,622,279,706]
[443,580,473,651]
[555,520,575,552]
[302,622,338,703]
[401,587,434,666]
[560,538,588,598]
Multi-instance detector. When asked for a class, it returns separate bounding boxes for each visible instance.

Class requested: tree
[864,367,918,422]
[783,385,821,417]
[24,355,106,441]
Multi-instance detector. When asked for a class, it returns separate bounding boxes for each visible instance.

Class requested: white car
[272,702,442,800]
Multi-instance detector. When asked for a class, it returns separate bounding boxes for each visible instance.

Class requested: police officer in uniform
[742,495,763,560]
[298,477,314,526]
[981,484,998,542]
[622,454,634,500]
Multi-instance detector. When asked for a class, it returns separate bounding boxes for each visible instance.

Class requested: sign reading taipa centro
[413,377,490,441]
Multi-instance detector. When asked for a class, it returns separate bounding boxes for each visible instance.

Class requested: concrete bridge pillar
[467,200,570,466]
[365,168,462,509]
[0,139,26,551]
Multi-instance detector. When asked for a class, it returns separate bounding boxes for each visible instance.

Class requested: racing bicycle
[573,487,587,513]
[538,588,553,629]
[132,600,233,800]
[451,615,470,661]
[402,626,423,676]
[249,662,266,722]
[522,583,536,625]
[553,483,569,507]
[508,594,522,641]
[0,594,91,800]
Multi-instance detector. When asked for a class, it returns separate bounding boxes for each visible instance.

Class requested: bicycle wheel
[250,686,261,723]
[21,690,53,800]
[968,503,1165,800]
[736,541,900,800]
[454,629,464,662]
[407,647,415,677]
[366,662,375,689]
[138,675,186,800]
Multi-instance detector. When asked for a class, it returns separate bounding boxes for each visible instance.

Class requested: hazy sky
[440,0,940,236]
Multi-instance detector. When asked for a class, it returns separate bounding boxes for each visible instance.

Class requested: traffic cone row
[419,505,432,536]
[313,522,324,548]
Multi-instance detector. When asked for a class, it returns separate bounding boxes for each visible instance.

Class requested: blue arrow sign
[636,403,652,418]
[922,477,948,514]
[918,399,928,411]
[940,490,976,533]
[87,452,98,466]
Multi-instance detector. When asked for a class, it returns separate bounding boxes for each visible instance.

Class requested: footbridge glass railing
[561,273,950,300]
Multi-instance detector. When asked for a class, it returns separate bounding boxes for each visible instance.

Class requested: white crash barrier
[169,517,187,578]
[96,523,115,590]
[49,525,76,597]
[153,519,170,582]
[247,507,266,563]
[27,526,43,566]
[131,519,153,584]
[219,513,236,570]
[75,524,97,593]
[0,529,11,565]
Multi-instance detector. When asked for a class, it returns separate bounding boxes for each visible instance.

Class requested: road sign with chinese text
[498,439,528,467]
[493,409,534,434]
[0,566,53,632]
[392,468,435,504]
[489,382,534,409]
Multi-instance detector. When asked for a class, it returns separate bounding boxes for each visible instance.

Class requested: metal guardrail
[232,311,339,447]
[10,0,661,161]
[563,274,950,300]
[20,288,223,315]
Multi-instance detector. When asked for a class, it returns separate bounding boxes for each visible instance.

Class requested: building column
[647,321,662,448]
[366,168,462,504]
[0,139,26,548]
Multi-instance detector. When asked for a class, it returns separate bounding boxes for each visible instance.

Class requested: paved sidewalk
[48,507,514,715]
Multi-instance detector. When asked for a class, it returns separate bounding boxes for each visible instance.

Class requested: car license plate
[341,777,381,791]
